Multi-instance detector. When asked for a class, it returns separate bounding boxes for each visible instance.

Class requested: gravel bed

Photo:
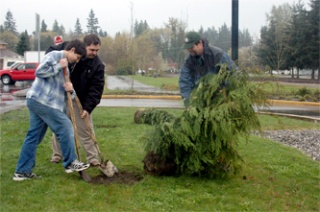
[255,130,320,161]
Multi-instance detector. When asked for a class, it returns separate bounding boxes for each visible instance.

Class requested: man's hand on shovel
[63,81,74,93]
[80,110,89,119]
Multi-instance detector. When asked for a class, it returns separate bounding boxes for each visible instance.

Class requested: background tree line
[256,0,319,80]
[0,1,319,80]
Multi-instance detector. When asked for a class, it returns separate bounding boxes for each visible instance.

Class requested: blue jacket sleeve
[179,64,193,100]
[221,52,238,70]
[35,52,63,78]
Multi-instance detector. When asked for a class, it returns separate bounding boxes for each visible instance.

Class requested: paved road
[106,76,179,94]
[99,98,184,108]
[107,76,164,92]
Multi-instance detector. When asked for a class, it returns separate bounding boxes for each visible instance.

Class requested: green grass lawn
[1,107,319,211]
[132,75,180,90]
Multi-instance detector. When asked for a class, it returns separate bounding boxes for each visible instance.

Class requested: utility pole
[130,1,134,90]
[36,13,41,63]
[231,0,239,65]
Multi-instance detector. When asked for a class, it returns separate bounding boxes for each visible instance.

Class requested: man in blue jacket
[179,31,237,107]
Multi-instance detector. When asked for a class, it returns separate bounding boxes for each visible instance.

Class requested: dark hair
[83,34,101,46]
[64,39,86,57]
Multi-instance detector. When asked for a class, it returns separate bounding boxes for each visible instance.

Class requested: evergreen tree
[134,20,142,37]
[143,20,149,32]
[216,23,231,52]
[142,67,268,179]
[239,28,252,47]
[0,25,4,33]
[52,20,60,33]
[74,18,83,35]
[16,31,29,56]
[24,30,30,51]
[51,20,65,35]
[3,10,18,35]
[98,29,103,37]
[203,26,218,45]
[59,24,65,35]
[98,29,107,37]
[285,2,309,78]
[134,20,149,37]
[256,22,278,71]
[199,26,204,35]
[41,20,48,32]
[86,9,99,34]
[307,0,320,80]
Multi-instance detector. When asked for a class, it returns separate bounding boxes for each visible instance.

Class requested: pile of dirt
[90,170,144,185]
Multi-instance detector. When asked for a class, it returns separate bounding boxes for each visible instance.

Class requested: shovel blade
[99,160,118,177]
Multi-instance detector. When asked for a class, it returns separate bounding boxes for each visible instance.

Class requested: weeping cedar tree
[141,65,269,179]
[134,108,175,125]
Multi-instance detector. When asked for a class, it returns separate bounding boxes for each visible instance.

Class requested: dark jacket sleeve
[71,57,105,114]
[45,42,68,54]
[82,61,105,114]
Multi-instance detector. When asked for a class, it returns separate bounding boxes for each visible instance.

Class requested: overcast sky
[0,0,310,39]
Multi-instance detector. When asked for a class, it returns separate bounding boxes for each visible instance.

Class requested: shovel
[63,67,91,182]
[74,95,118,177]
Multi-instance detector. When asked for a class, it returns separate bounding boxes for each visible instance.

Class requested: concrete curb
[101,94,181,100]
[268,99,320,107]
[257,111,320,123]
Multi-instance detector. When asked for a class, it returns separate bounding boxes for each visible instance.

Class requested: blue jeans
[15,98,77,174]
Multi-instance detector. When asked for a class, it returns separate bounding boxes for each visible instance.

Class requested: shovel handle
[74,95,105,163]
[63,67,91,182]
[63,67,81,160]
[63,67,69,81]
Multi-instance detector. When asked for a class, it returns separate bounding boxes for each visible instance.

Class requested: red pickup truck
[0,62,39,85]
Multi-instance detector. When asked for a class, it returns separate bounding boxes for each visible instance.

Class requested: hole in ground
[90,170,144,185]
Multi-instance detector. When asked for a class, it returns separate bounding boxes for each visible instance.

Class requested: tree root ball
[134,109,145,124]
[143,152,176,176]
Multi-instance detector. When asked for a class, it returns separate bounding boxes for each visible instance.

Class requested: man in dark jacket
[48,34,105,167]
[179,31,237,107]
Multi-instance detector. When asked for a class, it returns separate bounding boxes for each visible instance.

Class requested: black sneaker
[13,173,41,181]
[65,159,90,173]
